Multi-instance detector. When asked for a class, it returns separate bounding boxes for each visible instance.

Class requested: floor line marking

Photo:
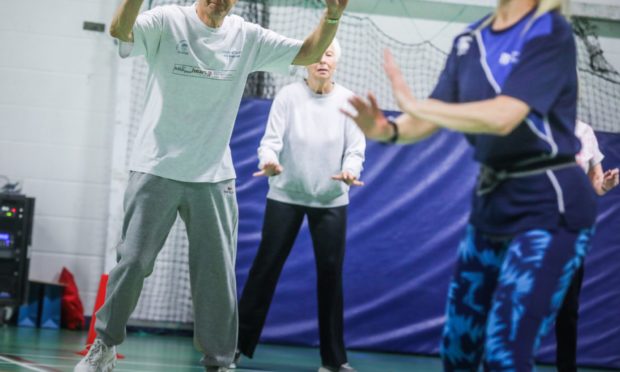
[0,355,55,372]
[3,352,207,369]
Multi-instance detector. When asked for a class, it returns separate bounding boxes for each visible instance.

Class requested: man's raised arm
[110,0,144,42]
[292,0,348,66]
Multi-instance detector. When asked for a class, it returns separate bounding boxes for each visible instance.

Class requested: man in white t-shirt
[75,1,349,371]
[555,120,619,372]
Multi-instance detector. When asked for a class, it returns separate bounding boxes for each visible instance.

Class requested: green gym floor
[0,326,612,372]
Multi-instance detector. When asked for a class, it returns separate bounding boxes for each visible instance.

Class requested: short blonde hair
[534,0,569,17]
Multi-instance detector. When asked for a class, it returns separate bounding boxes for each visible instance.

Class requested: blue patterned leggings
[441,225,593,371]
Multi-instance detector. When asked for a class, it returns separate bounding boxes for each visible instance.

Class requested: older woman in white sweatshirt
[236,40,365,372]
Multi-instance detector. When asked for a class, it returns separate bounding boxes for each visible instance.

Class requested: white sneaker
[74,339,117,372]
[228,349,241,369]
[204,367,229,372]
[318,363,357,372]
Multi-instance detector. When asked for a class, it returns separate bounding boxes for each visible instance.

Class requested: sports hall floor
[0,326,612,372]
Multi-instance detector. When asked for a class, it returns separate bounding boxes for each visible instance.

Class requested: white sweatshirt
[575,120,604,173]
[258,81,366,207]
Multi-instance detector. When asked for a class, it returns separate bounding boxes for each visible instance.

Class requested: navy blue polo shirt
[430,10,597,235]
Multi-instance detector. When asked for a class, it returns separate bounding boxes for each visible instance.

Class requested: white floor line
[3,352,206,369]
[3,353,78,360]
[0,355,48,372]
[2,353,269,371]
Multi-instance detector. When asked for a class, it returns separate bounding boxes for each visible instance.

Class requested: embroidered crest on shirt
[176,40,189,55]
[456,35,473,56]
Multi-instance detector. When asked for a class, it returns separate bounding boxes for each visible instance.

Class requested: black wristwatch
[387,119,399,144]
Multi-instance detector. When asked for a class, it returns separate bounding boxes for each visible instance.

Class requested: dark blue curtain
[231,99,620,368]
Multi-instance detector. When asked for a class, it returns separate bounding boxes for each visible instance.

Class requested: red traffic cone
[76,274,124,359]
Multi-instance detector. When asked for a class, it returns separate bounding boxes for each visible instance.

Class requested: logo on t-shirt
[172,64,234,81]
[499,51,520,66]
[222,50,241,59]
[176,40,189,55]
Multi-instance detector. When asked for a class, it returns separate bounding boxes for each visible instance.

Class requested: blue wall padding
[231,99,620,368]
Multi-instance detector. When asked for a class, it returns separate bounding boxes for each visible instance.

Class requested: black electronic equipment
[0,193,35,309]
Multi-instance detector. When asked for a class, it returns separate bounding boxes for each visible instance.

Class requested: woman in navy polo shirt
[344,0,595,370]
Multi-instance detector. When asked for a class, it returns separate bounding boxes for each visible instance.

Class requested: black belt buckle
[476,166,508,196]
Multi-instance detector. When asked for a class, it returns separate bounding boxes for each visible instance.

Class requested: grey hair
[330,38,342,62]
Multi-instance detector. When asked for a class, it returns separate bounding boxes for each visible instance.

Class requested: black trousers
[555,264,584,372]
[238,198,348,368]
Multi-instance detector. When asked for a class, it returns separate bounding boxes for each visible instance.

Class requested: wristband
[387,119,399,144]
[326,17,340,24]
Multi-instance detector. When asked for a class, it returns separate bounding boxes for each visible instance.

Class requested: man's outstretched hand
[325,0,348,19]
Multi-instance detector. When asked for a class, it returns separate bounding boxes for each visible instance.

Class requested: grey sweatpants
[95,172,238,367]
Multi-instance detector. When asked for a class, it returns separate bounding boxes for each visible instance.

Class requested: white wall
[0,0,118,312]
[599,37,620,73]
